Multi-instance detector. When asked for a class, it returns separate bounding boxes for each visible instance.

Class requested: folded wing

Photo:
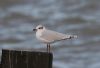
[41,29,77,43]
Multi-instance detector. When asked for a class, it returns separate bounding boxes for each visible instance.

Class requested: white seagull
[33,25,77,52]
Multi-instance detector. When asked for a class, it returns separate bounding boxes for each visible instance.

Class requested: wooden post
[1,49,53,68]
[0,64,1,68]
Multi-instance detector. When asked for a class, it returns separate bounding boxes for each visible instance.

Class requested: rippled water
[0,0,100,68]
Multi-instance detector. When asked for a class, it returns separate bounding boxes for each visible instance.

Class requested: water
[0,0,100,68]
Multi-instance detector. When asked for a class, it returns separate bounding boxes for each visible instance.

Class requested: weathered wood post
[1,49,53,68]
[0,64,1,68]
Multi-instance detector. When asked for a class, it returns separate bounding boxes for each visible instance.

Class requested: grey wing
[41,29,68,42]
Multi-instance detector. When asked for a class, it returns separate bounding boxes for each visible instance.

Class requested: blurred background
[0,0,100,68]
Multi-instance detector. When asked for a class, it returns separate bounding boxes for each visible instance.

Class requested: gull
[33,25,77,53]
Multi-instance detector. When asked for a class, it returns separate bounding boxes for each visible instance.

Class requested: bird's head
[33,25,45,31]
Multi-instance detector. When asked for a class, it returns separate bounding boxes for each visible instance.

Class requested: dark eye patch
[38,27,43,29]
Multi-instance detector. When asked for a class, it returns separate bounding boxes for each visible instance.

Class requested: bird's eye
[38,27,43,29]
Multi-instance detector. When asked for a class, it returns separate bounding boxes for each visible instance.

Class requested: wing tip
[65,35,78,39]
[73,35,78,38]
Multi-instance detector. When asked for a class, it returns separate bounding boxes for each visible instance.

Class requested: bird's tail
[65,35,77,39]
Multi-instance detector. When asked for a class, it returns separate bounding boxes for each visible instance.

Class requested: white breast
[36,30,42,39]
[36,30,50,43]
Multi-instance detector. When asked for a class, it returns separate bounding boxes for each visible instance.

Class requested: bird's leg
[47,44,49,52]
[48,44,50,53]
[47,43,51,53]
